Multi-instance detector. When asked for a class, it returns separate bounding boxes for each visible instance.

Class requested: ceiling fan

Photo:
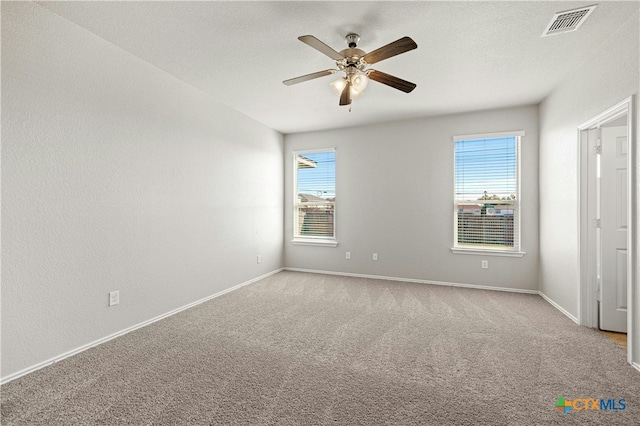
[283,33,418,107]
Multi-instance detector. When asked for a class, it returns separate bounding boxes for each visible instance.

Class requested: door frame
[578,96,635,366]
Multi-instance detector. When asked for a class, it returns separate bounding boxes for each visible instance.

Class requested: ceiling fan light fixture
[330,73,368,97]
[350,87,365,99]
[329,77,348,95]
[351,73,369,92]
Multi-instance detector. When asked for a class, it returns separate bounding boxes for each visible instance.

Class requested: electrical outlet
[373,253,378,261]
[257,255,262,264]
[109,290,119,306]
[481,260,489,269]
[346,251,351,260]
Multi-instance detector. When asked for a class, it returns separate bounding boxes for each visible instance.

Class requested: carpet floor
[2,271,639,425]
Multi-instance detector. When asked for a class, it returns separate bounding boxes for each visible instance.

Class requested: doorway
[578,96,634,364]
[599,118,628,332]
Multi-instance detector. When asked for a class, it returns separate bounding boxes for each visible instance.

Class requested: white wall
[285,105,539,291]
[538,12,639,319]
[1,2,284,379]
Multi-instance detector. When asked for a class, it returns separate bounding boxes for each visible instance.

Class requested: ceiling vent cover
[542,4,597,37]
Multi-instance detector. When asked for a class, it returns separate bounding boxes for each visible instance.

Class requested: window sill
[450,247,526,258]
[291,238,338,247]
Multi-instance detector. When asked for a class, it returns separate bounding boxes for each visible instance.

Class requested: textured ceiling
[37,1,639,134]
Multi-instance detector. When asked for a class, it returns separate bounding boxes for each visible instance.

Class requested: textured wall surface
[4,1,639,382]
[538,12,639,318]
[2,2,284,378]
[285,105,539,291]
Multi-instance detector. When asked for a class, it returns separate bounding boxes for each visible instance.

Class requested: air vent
[542,4,597,37]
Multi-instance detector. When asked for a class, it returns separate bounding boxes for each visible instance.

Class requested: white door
[599,125,628,332]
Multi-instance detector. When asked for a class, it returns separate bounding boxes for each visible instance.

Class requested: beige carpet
[2,271,639,425]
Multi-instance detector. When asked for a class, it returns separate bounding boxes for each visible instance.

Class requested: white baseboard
[538,291,579,324]
[283,267,539,294]
[0,268,283,385]
[1,267,604,384]
[633,362,640,373]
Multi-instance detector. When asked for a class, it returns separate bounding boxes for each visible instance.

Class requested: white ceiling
[37,1,639,134]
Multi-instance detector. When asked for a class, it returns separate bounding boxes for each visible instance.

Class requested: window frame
[451,131,526,257]
[291,148,338,247]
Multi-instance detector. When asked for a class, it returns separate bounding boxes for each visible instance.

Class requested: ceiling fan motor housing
[338,48,367,69]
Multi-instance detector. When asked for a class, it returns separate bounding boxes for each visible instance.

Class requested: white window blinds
[294,150,336,240]
[454,133,521,251]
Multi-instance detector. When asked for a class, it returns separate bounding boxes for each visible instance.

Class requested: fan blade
[339,81,352,106]
[362,36,417,65]
[283,69,336,86]
[298,35,344,61]
[368,70,416,93]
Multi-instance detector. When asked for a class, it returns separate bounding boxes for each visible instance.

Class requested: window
[452,132,524,256]
[293,149,337,246]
